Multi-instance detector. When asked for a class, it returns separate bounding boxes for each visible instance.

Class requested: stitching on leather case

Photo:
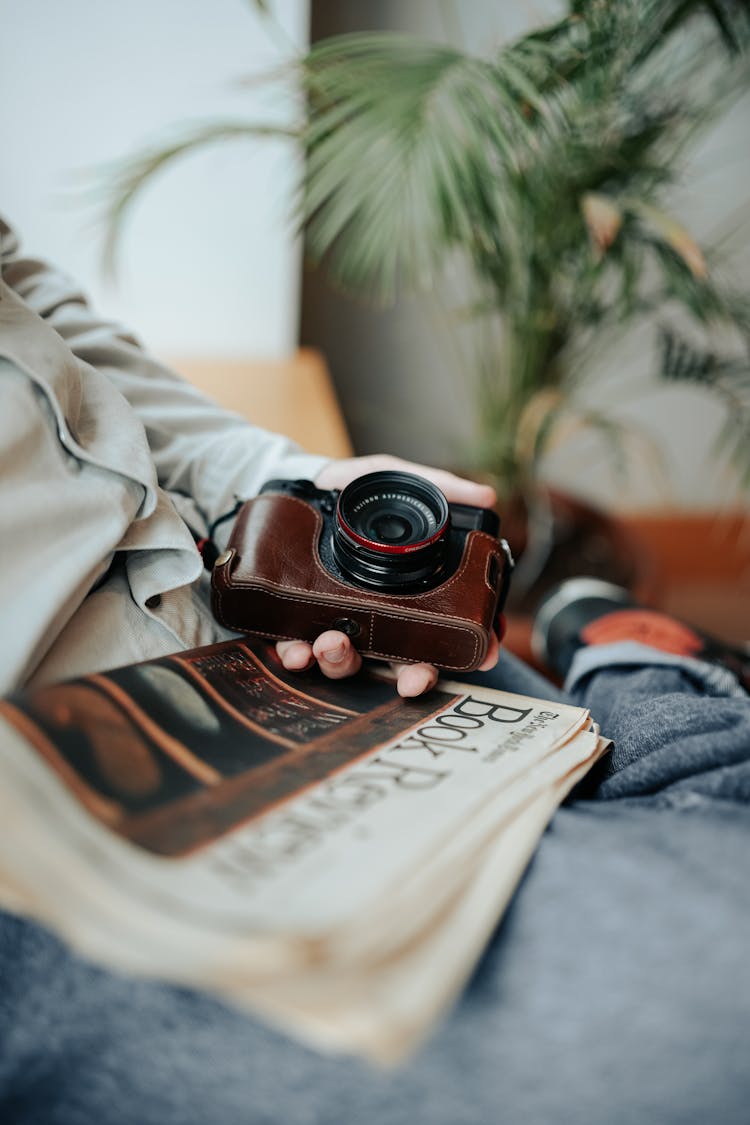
[217,583,479,632]
[218,573,488,629]
[209,619,479,670]
[210,622,478,670]
[213,585,482,668]
[217,580,483,634]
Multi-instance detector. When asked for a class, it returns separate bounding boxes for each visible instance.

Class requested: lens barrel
[333,471,450,591]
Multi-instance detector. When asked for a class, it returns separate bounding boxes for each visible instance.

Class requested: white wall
[0,0,308,358]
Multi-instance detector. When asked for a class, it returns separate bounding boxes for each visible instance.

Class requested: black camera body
[211,470,513,672]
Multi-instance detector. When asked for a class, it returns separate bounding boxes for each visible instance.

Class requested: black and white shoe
[531,577,750,689]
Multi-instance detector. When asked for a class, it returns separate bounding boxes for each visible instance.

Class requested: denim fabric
[565,641,750,804]
[1,646,748,1125]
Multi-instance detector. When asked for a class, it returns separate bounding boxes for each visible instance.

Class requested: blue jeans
[1,646,748,1125]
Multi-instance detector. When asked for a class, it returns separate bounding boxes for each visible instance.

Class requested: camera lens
[333,471,450,591]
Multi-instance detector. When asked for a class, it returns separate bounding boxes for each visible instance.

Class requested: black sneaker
[532,577,750,689]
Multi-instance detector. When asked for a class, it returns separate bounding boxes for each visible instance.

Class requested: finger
[312,630,363,680]
[394,662,440,698]
[479,630,501,672]
[315,456,496,510]
[405,465,496,510]
[276,640,316,671]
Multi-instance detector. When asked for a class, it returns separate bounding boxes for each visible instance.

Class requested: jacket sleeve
[0,217,331,529]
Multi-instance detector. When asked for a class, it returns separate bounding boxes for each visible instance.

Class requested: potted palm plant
[103,0,750,604]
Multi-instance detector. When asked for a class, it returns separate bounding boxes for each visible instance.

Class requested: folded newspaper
[0,639,609,1063]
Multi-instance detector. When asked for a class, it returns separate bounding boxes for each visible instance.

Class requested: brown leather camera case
[211,492,507,671]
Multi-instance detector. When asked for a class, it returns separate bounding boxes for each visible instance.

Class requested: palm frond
[298,32,552,301]
[659,325,750,404]
[658,325,750,481]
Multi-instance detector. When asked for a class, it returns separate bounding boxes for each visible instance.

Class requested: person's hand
[275,455,500,697]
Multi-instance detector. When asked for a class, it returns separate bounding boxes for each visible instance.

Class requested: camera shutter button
[332,617,361,639]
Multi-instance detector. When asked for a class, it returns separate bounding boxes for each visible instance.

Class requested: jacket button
[145,594,162,610]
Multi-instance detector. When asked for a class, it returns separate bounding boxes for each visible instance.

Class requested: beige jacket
[0,216,328,693]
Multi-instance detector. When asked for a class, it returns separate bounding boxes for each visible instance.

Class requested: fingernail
[399,668,436,697]
[286,644,313,669]
[322,644,347,664]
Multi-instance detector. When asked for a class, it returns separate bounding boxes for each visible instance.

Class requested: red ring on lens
[335,504,447,555]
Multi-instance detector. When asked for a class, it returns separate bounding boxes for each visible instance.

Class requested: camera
[211,470,513,672]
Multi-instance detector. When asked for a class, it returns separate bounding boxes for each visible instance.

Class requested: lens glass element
[370,513,412,544]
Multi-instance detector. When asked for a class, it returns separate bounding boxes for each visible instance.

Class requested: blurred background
[2,0,748,645]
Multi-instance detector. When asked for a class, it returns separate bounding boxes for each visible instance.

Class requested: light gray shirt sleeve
[0,216,332,529]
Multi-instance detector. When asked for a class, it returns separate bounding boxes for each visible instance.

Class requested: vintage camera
[211,470,513,672]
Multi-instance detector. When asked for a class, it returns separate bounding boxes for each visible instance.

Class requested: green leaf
[657,325,750,481]
[298,31,565,300]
